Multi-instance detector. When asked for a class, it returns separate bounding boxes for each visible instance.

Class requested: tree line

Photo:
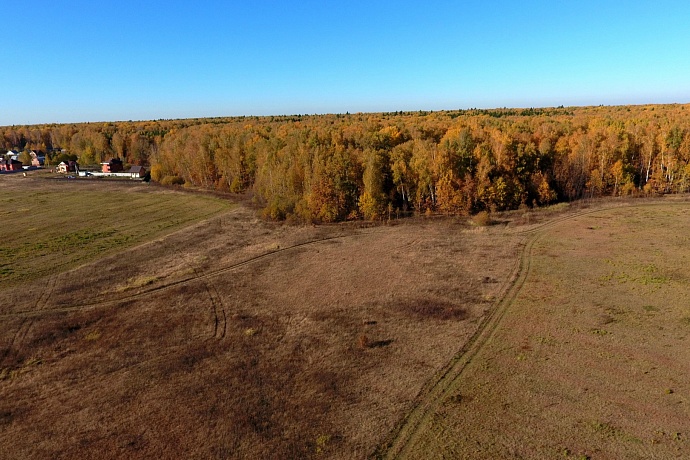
[3,104,690,221]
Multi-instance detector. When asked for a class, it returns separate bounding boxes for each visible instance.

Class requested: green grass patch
[539,202,570,214]
[0,356,43,381]
[0,181,231,284]
[590,328,609,336]
[598,261,669,288]
[115,275,161,292]
[83,330,102,341]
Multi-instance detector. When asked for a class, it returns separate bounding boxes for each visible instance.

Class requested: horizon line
[2,101,689,128]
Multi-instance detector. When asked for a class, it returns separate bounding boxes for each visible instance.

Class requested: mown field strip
[0,182,231,284]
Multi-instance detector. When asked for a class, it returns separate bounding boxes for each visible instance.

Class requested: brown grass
[3,175,686,459]
[472,210,492,226]
[0,177,521,459]
[406,200,690,459]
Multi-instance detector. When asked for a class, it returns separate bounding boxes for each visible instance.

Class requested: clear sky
[2,0,689,125]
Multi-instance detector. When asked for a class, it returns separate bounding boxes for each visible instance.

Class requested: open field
[0,174,230,284]
[1,174,689,459]
[389,200,690,459]
[0,175,523,458]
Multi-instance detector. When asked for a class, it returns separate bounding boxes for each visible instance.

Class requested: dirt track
[378,199,690,459]
[376,206,611,458]
[4,195,687,458]
[0,202,522,459]
[1,227,383,319]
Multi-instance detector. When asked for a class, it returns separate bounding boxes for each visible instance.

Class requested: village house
[128,165,147,179]
[0,157,25,171]
[30,150,45,167]
[57,161,79,174]
[101,158,124,173]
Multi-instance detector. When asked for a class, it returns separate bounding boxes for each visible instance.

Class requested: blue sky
[2,0,689,125]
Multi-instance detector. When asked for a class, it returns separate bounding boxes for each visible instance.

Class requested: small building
[6,150,19,161]
[101,158,124,173]
[30,150,45,167]
[1,158,24,171]
[57,161,79,174]
[128,165,147,179]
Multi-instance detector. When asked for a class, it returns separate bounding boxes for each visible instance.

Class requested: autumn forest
[3,104,690,222]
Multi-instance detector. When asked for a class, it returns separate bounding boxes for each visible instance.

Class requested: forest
[3,104,690,222]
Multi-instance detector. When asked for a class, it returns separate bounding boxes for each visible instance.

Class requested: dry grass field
[392,200,690,459]
[1,173,689,459]
[0,174,522,459]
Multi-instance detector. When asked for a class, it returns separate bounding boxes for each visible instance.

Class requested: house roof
[128,165,145,173]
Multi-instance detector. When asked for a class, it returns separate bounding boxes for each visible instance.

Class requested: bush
[160,175,185,186]
[621,182,637,196]
[472,210,492,226]
[261,196,294,220]
[150,163,164,181]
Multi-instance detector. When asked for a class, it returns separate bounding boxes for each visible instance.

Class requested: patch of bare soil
[408,200,690,459]
[0,203,521,459]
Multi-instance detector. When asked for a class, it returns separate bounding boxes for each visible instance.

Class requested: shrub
[149,163,164,181]
[472,210,492,226]
[160,175,185,186]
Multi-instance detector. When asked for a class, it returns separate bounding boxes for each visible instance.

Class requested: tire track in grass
[35,274,59,310]
[374,200,689,459]
[0,229,381,319]
[1,274,59,366]
[0,204,609,321]
[374,233,536,459]
[193,266,227,340]
[0,319,32,367]
[374,205,618,459]
[0,203,624,373]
